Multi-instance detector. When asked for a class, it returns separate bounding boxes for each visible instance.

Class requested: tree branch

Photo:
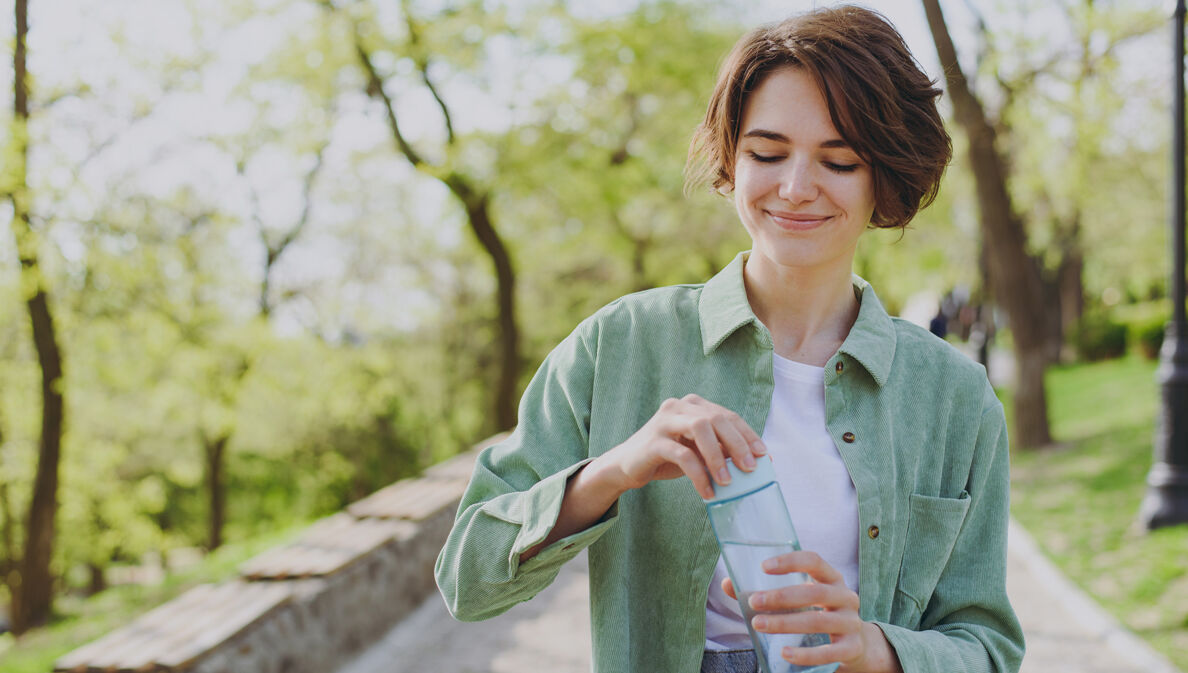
[402,0,456,145]
[609,93,640,166]
[352,31,430,169]
[257,138,330,316]
[959,0,994,73]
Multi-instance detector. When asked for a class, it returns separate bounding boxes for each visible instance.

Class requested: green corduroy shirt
[435,251,1024,673]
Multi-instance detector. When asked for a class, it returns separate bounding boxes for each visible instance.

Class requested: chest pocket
[890,491,971,628]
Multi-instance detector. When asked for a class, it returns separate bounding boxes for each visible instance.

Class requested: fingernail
[742,454,756,469]
[752,441,767,455]
[752,615,768,630]
[749,593,764,609]
[761,558,777,572]
[718,467,731,484]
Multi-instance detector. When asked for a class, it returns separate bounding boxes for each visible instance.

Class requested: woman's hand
[522,394,764,562]
[589,393,767,499]
[723,551,903,673]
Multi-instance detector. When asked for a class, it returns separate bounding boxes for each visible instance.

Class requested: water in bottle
[703,456,838,673]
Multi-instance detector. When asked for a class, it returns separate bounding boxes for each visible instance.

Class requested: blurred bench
[53,434,504,673]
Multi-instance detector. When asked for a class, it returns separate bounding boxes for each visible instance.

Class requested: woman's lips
[765,209,832,231]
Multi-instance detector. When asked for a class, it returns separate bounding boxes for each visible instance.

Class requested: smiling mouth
[765,210,833,230]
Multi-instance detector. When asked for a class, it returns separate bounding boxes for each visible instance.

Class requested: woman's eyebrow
[741,128,851,149]
[741,129,790,142]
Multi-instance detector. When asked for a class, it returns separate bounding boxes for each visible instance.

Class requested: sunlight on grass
[1009,354,1188,671]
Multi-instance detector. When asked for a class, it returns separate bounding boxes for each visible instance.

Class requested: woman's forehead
[739,68,847,146]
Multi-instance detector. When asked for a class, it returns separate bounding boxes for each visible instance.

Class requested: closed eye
[747,151,784,163]
[825,162,860,173]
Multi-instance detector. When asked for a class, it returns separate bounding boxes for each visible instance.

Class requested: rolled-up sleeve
[434,316,620,622]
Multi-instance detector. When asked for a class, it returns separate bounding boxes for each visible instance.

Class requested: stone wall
[53,435,501,673]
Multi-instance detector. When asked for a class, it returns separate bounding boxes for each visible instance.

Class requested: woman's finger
[659,438,714,498]
[722,577,736,600]
[686,415,730,485]
[750,581,859,613]
[761,550,845,586]
[684,395,766,468]
[713,419,758,472]
[726,406,767,457]
[782,638,862,668]
[751,608,856,635]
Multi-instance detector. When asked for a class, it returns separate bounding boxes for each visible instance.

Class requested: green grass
[0,521,309,673]
[1007,353,1188,670]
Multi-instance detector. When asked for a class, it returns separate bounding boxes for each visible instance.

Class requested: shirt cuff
[876,619,975,673]
[508,458,620,575]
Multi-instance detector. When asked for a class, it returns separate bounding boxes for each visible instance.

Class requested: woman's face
[733,67,875,277]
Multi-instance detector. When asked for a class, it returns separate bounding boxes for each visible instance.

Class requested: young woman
[436,6,1024,673]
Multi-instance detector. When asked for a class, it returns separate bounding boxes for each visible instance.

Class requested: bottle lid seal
[701,455,777,504]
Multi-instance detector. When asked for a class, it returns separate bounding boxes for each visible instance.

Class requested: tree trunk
[451,183,519,431]
[1038,213,1086,365]
[0,477,14,594]
[347,25,522,433]
[1041,268,1065,364]
[922,0,1052,448]
[204,434,229,552]
[1057,216,1085,340]
[8,0,68,634]
[86,563,106,596]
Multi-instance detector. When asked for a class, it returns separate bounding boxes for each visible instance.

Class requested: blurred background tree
[923,0,1163,448]
[0,0,1173,648]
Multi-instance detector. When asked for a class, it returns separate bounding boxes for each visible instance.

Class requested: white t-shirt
[704,353,861,651]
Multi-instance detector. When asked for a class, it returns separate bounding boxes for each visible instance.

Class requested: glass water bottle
[703,456,838,673]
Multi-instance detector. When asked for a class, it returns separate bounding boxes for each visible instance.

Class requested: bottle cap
[701,455,777,504]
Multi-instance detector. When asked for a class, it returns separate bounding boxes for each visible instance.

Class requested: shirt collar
[698,251,897,387]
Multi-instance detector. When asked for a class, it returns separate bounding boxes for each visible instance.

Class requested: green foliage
[486,0,749,352]
[974,0,1167,303]
[1134,318,1166,360]
[1071,313,1128,362]
[1009,355,1188,669]
[1111,302,1170,360]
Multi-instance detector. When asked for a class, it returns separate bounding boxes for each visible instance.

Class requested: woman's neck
[742,254,860,367]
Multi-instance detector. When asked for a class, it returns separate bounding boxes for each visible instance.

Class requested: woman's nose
[776,159,819,204]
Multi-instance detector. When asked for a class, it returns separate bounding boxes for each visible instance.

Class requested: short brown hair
[686,5,951,229]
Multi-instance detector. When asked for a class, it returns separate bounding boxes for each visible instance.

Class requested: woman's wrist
[859,621,903,673]
[518,457,625,564]
[580,453,633,502]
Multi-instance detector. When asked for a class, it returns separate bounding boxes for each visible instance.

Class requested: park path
[337,519,1182,673]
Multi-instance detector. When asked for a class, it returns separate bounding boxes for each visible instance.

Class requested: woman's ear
[717,182,734,195]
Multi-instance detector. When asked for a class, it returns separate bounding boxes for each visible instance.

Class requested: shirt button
[842,432,856,443]
[868,525,880,539]
[835,361,844,374]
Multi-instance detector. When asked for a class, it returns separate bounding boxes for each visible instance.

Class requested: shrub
[1134,317,1167,360]
[1072,314,1128,362]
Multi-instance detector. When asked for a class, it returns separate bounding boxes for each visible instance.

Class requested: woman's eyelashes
[746,151,783,163]
[824,161,860,173]
[744,151,860,173]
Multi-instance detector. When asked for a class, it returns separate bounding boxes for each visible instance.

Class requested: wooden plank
[116,582,252,671]
[347,477,468,522]
[54,584,217,672]
[350,434,504,521]
[54,582,292,673]
[238,514,410,580]
[155,582,292,670]
[421,436,502,481]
